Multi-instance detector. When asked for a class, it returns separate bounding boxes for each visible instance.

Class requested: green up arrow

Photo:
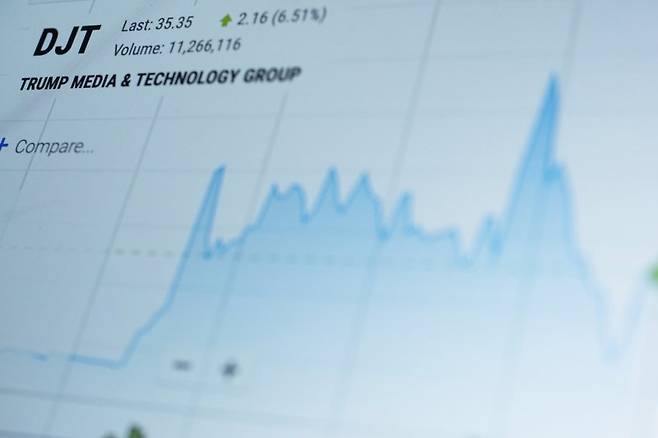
[221,14,232,27]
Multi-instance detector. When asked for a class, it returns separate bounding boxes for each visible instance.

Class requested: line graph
[70,77,615,364]
[1,78,657,437]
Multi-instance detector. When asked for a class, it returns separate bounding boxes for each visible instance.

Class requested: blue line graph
[1,77,657,436]
[67,76,640,366]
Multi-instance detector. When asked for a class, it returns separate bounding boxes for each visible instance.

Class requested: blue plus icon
[0,137,8,151]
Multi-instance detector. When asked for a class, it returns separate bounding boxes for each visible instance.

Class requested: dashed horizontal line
[0,244,450,268]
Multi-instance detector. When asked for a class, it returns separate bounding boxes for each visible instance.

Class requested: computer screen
[1,0,657,437]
